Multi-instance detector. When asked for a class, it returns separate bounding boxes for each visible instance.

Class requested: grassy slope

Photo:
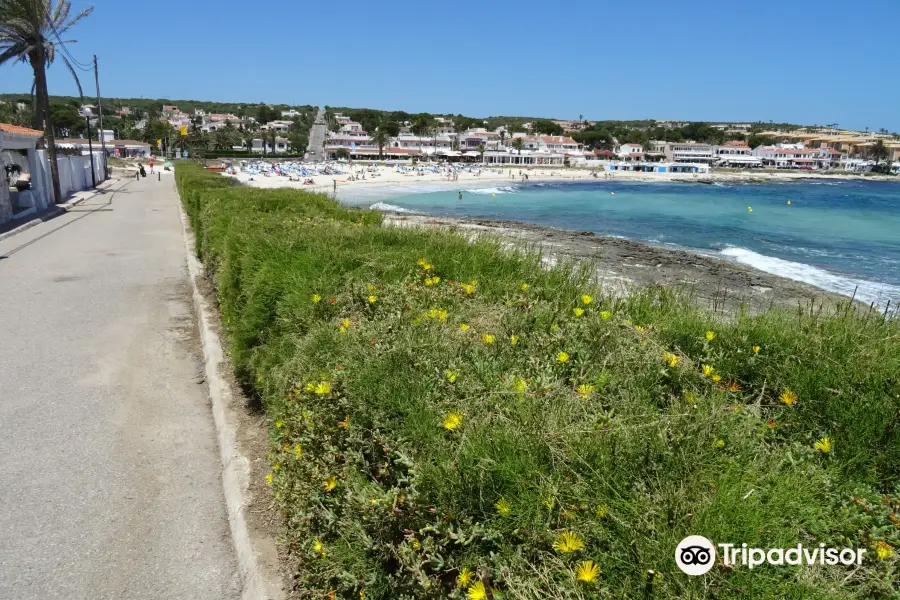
[176,164,899,600]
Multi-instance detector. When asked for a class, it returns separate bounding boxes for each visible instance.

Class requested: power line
[43,5,94,71]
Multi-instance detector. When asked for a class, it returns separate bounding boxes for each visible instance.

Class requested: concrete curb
[177,198,284,600]
[0,178,119,243]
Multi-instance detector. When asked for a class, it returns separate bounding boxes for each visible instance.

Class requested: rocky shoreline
[383,212,858,317]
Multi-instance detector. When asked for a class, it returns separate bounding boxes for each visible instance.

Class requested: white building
[665,142,716,164]
[263,120,294,134]
[281,109,300,118]
[618,143,644,160]
[714,141,761,167]
[751,144,818,168]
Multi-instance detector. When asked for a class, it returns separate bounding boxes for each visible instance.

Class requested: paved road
[0,176,239,599]
[306,108,327,161]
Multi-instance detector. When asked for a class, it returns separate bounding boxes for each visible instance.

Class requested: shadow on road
[0,180,134,261]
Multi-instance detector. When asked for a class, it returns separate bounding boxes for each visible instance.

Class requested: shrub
[176,163,900,599]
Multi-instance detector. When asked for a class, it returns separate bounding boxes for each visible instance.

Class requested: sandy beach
[228,162,897,198]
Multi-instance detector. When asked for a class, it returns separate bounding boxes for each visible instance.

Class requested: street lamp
[79,107,97,188]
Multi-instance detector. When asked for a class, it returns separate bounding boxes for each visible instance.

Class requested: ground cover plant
[176,163,899,599]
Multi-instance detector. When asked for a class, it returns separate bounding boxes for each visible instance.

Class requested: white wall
[35,149,107,204]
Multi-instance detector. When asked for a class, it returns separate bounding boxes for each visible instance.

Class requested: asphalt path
[0,175,239,599]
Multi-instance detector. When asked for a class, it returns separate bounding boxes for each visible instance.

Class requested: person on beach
[149,157,155,174]
[458,191,463,200]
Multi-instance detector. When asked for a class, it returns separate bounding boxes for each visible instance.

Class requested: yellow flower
[459,323,470,331]
[714,439,725,449]
[712,374,722,382]
[634,325,646,333]
[274,419,283,428]
[814,437,832,454]
[443,411,463,431]
[575,560,600,583]
[520,283,530,291]
[426,308,448,321]
[510,335,519,346]
[323,476,337,492]
[367,295,377,304]
[305,382,316,392]
[663,352,680,368]
[512,377,528,393]
[445,369,459,384]
[293,444,303,459]
[573,307,585,317]
[416,257,429,268]
[314,381,331,395]
[410,539,421,550]
[359,590,365,600]
[466,581,487,600]
[875,541,894,560]
[600,310,611,320]
[481,333,495,344]
[702,364,714,377]
[494,497,512,516]
[459,281,477,295]
[265,473,273,486]
[706,330,715,341]
[553,531,585,553]
[595,505,608,518]
[456,567,474,589]
[311,294,322,304]
[576,384,596,399]
[557,351,570,363]
[313,539,325,556]
[779,389,798,406]
[752,345,761,354]
[339,318,352,332]
[581,295,593,305]
[424,276,441,286]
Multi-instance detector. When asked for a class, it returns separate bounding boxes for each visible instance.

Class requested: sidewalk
[0,175,240,599]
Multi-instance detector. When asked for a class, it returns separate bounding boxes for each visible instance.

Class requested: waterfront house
[664,142,716,164]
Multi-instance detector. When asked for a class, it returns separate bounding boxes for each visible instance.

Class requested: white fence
[34,150,107,208]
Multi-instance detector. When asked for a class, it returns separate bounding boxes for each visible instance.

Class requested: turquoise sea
[345,180,900,307]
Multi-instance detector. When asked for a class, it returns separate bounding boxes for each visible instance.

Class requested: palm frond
[61,54,84,98]
[57,6,94,36]
[51,0,69,25]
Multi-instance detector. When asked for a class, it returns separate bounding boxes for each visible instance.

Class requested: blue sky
[2,0,898,131]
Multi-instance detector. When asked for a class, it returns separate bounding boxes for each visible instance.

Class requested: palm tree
[511,137,524,155]
[0,0,94,204]
[869,139,888,166]
[371,127,390,160]
[476,143,485,163]
[268,128,277,155]
[498,128,506,148]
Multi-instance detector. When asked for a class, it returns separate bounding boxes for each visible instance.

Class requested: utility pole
[93,55,107,180]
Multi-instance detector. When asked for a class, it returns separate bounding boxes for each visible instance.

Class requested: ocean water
[354,180,900,307]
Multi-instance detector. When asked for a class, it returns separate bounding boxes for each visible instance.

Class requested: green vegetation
[177,163,899,599]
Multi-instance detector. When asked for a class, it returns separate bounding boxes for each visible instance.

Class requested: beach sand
[229,162,896,198]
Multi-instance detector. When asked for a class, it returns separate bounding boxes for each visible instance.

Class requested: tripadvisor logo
[675,536,867,575]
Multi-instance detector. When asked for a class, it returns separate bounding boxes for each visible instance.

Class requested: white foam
[719,247,900,307]
[370,202,414,213]
[465,186,518,195]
